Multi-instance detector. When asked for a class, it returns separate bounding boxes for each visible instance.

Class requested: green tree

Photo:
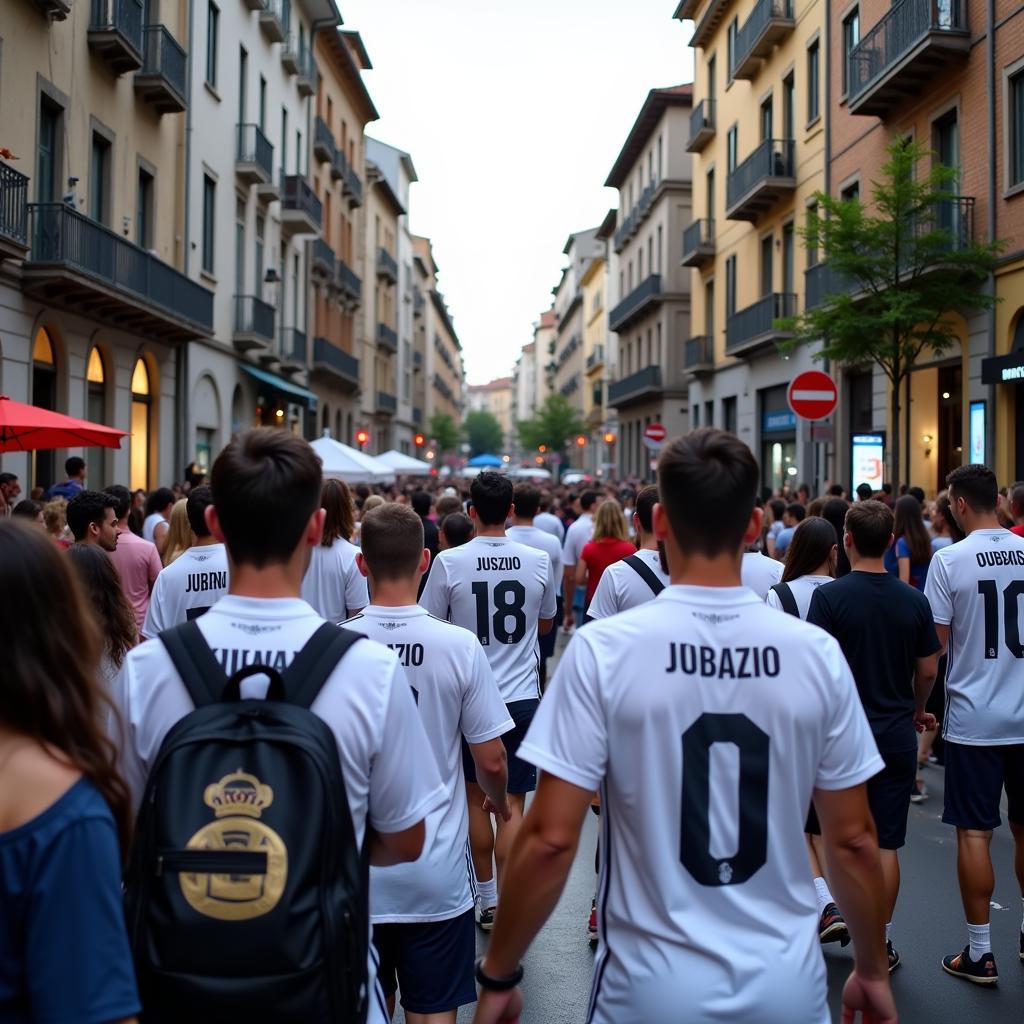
[429,412,459,456]
[517,394,585,470]
[779,139,1001,494]
[463,409,505,456]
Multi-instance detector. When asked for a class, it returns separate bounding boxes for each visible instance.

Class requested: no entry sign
[788,371,838,421]
[644,423,667,443]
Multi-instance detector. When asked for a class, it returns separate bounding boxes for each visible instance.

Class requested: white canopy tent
[309,435,395,484]
[377,449,433,474]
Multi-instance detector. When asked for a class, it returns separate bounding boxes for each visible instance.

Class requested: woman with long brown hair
[0,520,139,1022]
[886,494,933,591]
[766,517,838,619]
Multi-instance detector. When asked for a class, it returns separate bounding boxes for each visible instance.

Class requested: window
[657,225,662,273]
[727,18,738,78]
[724,396,737,434]
[842,9,859,95]
[840,181,860,202]
[37,97,61,203]
[87,347,106,425]
[782,73,795,141]
[759,97,773,143]
[782,222,795,295]
[201,174,215,274]
[705,401,714,427]
[760,234,773,296]
[708,54,717,103]
[90,132,111,225]
[136,167,153,248]
[255,214,265,295]
[806,202,819,267]
[32,328,58,489]
[727,125,738,173]
[807,40,820,122]
[1012,68,1024,187]
[704,278,715,337]
[725,255,737,318]
[130,359,151,492]
[638,248,643,279]
[235,199,246,295]
[295,129,302,176]
[206,1,219,87]
[657,136,663,179]
[238,46,247,124]
[706,168,716,219]
[259,76,267,131]
[280,107,288,176]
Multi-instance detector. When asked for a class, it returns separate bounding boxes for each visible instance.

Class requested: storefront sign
[981,350,1024,385]
[851,433,885,492]
[969,401,986,465]
[763,410,797,434]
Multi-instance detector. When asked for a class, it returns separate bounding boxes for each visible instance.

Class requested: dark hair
[657,428,758,557]
[436,495,462,518]
[806,497,827,519]
[0,472,17,486]
[635,484,659,533]
[934,490,966,542]
[844,500,894,558]
[211,428,322,568]
[144,487,176,517]
[319,478,356,546]
[786,502,807,523]
[769,498,786,521]
[66,490,115,541]
[186,485,215,538]
[513,483,541,519]
[360,504,424,581]
[11,499,42,520]
[538,491,553,511]
[893,494,932,565]
[440,512,474,549]
[580,490,601,512]
[410,490,432,517]
[65,456,86,478]
[856,483,874,500]
[908,486,926,504]
[821,498,851,575]
[104,484,131,521]
[470,472,513,526]
[782,517,837,583]
[0,520,132,856]
[947,464,998,513]
[1010,483,1024,516]
[828,484,845,497]
[881,483,893,495]
[66,543,137,667]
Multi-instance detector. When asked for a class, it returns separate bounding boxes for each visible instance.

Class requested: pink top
[107,528,162,629]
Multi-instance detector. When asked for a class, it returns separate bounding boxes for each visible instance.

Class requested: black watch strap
[475,957,524,991]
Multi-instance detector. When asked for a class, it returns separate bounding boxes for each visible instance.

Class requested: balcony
[586,344,605,374]
[804,262,855,308]
[690,0,730,49]
[88,0,144,75]
[413,287,425,318]
[314,117,335,164]
[331,148,348,182]
[295,47,317,98]
[609,273,661,332]
[280,175,322,237]
[258,0,287,44]
[236,124,273,187]
[376,247,398,283]
[134,26,187,114]
[23,203,213,341]
[731,0,794,80]
[376,322,398,353]
[311,237,335,280]
[233,295,275,352]
[376,391,397,416]
[281,34,300,74]
[413,350,423,370]
[726,139,795,221]
[278,327,306,372]
[608,365,663,408]
[29,0,72,18]
[413,406,423,425]
[682,219,716,268]
[335,259,361,307]
[687,99,716,152]
[726,293,796,357]
[311,336,359,391]
[346,167,363,208]
[0,162,29,261]
[848,0,969,117]
[684,335,715,374]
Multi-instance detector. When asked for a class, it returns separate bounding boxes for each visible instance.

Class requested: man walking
[105,485,162,631]
[561,489,602,630]
[45,456,87,501]
[66,490,118,551]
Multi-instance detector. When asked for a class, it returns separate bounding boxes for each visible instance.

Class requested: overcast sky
[343,0,694,385]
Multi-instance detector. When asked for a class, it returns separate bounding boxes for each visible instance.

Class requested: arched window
[86,347,106,425]
[32,328,58,488]
[130,358,151,491]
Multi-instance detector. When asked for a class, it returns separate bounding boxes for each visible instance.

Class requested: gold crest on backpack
[180,769,288,920]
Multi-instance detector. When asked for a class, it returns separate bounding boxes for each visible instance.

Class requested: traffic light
[538,444,547,454]
[355,428,369,448]
[414,433,425,448]
[576,435,587,447]
[603,432,616,445]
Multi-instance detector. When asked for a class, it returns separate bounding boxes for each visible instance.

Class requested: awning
[241,363,319,407]
[981,349,1024,386]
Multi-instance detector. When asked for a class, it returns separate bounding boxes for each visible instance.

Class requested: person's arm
[923,553,952,656]
[469,738,510,820]
[914,653,938,731]
[561,566,576,628]
[935,623,950,656]
[574,559,587,588]
[153,520,169,558]
[897,555,911,584]
[147,544,162,591]
[368,820,426,866]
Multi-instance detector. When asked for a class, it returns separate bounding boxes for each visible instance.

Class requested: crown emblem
[203,769,274,819]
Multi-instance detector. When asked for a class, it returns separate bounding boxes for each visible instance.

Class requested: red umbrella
[0,395,127,452]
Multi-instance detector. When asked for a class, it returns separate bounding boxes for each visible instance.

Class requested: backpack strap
[770,582,800,617]
[159,621,228,708]
[285,622,365,710]
[624,554,666,596]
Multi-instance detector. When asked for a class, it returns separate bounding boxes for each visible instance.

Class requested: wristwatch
[475,957,524,991]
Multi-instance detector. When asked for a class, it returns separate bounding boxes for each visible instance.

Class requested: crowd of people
[0,433,1022,1024]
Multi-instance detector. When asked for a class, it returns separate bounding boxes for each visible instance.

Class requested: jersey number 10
[978,580,1024,659]
[471,580,527,646]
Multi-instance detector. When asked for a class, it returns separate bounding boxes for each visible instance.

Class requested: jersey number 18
[471,580,527,646]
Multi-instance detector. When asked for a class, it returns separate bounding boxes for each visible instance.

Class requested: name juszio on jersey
[475,556,522,572]
[666,643,781,678]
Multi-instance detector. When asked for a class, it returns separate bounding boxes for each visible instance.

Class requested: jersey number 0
[471,580,527,646]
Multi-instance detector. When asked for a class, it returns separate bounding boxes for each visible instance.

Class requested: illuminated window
[131,358,151,491]
[86,347,106,425]
[32,328,58,488]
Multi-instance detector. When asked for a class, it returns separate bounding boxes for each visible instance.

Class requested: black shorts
[373,909,475,1014]
[463,698,538,794]
[539,594,563,659]
[942,741,1024,831]
[806,749,916,850]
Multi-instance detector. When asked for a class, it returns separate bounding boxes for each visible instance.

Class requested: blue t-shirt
[774,525,797,556]
[0,777,140,1024]
[43,480,83,502]
[884,537,930,591]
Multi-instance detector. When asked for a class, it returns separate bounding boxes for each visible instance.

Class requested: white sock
[885,922,892,943]
[967,922,991,961]
[813,876,833,915]
[477,875,497,908]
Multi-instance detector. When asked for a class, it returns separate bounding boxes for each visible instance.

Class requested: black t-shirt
[807,571,940,753]
[417,516,440,599]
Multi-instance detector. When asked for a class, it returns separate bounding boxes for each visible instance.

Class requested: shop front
[759,385,798,494]
[982,341,1024,481]
[240,364,318,439]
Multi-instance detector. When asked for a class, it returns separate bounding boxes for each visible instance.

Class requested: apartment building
[411,246,431,446]
[532,309,556,412]
[466,377,514,454]
[414,235,463,429]
[606,85,693,479]
[0,0,209,490]
[512,341,536,458]
[826,0,1024,491]
[308,29,376,446]
[580,230,616,476]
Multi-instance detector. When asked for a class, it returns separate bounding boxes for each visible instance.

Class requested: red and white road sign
[644,422,668,443]
[788,370,838,421]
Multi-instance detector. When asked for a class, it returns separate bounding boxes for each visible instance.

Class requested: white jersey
[420,536,557,703]
[344,605,512,923]
[301,537,368,622]
[561,512,593,568]
[534,511,565,543]
[587,548,669,620]
[112,594,445,1024]
[924,528,1024,744]
[507,524,563,597]
[143,512,167,544]
[742,551,784,599]
[141,543,230,638]
[765,574,834,620]
[520,585,882,1024]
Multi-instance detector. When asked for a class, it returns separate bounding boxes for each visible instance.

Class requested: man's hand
[563,607,575,631]
[840,969,897,1024]
[914,711,937,733]
[483,793,512,822]
[473,986,523,1024]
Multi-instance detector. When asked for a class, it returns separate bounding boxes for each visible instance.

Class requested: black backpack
[124,621,369,1024]
[770,582,800,617]
[623,554,666,596]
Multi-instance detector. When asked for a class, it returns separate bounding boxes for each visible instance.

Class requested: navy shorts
[463,698,538,794]
[942,741,1024,831]
[373,909,475,1014]
[806,749,916,850]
